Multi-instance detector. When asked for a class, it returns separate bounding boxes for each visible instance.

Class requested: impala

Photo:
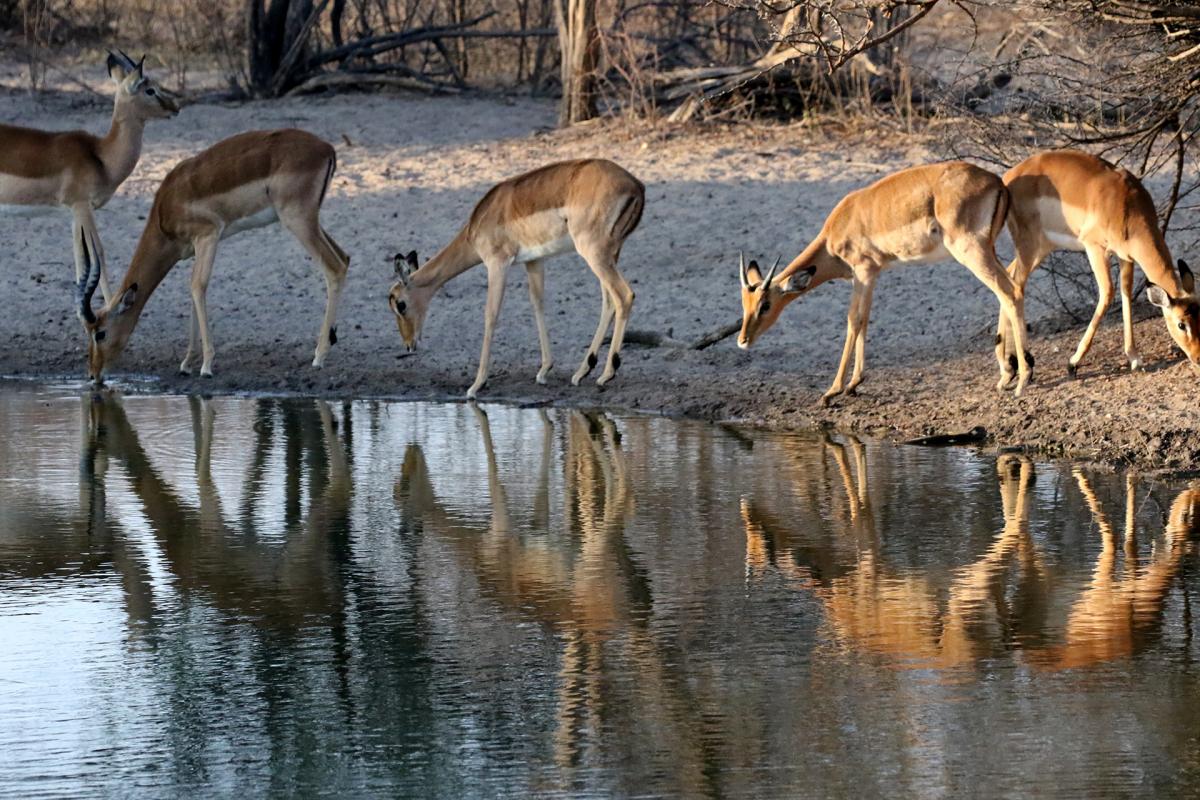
[389,159,645,399]
[0,50,178,306]
[996,149,1199,382]
[78,129,349,382]
[737,161,1030,405]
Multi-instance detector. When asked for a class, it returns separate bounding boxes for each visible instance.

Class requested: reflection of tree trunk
[555,0,599,125]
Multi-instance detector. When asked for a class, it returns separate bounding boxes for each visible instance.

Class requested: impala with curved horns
[995,149,1199,383]
[389,159,644,399]
[738,161,1031,404]
[79,129,349,383]
[0,50,178,308]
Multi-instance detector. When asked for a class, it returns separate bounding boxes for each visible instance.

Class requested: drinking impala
[737,161,1031,405]
[79,129,349,382]
[389,159,644,399]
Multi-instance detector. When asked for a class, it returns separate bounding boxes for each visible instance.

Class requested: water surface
[1,383,1198,798]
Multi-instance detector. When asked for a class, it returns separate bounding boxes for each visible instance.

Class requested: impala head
[390,250,426,351]
[78,250,139,382]
[737,253,810,348]
[1147,259,1200,372]
[107,50,179,120]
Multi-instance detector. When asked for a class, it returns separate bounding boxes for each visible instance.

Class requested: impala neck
[778,235,845,290]
[411,227,481,294]
[1128,223,1186,297]
[104,210,184,329]
[97,103,147,189]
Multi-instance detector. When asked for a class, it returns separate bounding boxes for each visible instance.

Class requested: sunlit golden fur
[81,129,349,382]
[999,149,1200,379]
[737,161,1029,404]
[0,52,178,306]
[389,159,644,398]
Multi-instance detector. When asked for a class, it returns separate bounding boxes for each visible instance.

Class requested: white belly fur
[222,205,279,239]
[1045,230,1085,251]
[516,234,574,262]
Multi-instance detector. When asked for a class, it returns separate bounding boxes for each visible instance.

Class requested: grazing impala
[0,50,178,305]
[995,149,1200,383]
[389,159,644,399]
[78,129,349,382]
[737,161,1031,405]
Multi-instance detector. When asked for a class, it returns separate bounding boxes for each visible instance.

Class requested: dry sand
[2,80,1198,471]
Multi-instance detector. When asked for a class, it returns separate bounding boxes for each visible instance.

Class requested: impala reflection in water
[0,383,1198,798]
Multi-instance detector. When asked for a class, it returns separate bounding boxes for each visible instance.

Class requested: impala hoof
[1128,355,1143,372]
[1066,362,1078,379]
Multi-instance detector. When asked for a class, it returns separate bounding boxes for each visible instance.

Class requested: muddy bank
[1,84,1197,470]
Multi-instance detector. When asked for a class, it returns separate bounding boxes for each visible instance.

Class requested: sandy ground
[2,78,1198,471]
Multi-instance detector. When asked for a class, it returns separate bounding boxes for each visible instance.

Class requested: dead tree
[556,0,600,125]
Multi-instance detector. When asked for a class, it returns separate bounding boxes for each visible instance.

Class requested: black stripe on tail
[611,192,645,242]
[318,154,336,207]
[989,182,1011,245]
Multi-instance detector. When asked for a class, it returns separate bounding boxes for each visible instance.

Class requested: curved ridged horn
[763,255,782,289]
[115,49,138,71]
[739,251,749,288]
[76,230,101,324]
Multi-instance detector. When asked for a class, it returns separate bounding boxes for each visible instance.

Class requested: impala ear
[106,52,129,82]
[393,251,417,284]
[117,283,138,313]
[744,259,763,287]
[783,266,817,294]
[1179,259,1195,293]
[1147,283,1172,309]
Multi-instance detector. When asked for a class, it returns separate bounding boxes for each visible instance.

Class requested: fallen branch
[286,71,462,96]
[614,320,742,350]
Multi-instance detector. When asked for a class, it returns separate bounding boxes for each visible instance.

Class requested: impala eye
[1179,321,1188,332]
[396,299,407,314]
[146,87,156,96]
[94,330,106,342]
[760,301,771,314]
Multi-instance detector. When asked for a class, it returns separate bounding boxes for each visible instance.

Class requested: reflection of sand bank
[743,435,1199,671]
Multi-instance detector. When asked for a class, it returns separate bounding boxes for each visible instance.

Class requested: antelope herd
[3,51,1199,401]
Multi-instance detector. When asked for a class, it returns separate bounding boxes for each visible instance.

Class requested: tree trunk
[555,0,599,125]
[246,0,316,96]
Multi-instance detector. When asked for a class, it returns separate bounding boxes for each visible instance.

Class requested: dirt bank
[2,80,1197,470]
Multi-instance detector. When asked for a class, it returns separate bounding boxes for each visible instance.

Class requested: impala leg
[572,286,614,386]
[1117,258,1141,370]
[180,304,199,375]
[525,259,554,384]
[1067,244,1114,376]
[822,279,864,406]
[997,223,1047,388]
[189,234,220,377]
[845,276,877,395]
[468,257,512,399]
[281,212,350,368]
[953,240,1031,396]
[578,243,633,387]
[72,204,113,305]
